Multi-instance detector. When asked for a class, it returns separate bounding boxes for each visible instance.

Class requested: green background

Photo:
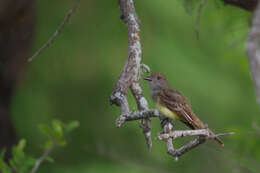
[11,0,260,172]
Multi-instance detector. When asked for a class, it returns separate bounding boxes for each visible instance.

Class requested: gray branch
[130,82,152,149]
[158,127,234,159]
[111,0,235,159]
[30,142,56,173]
[110,0,153,149]
[116,109,160,128]
[246,1,260,105]
[158,129,210,140]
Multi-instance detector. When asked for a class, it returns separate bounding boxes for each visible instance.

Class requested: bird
[144,72,224,146]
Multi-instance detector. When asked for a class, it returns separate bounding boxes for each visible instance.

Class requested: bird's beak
[144,77,152,81]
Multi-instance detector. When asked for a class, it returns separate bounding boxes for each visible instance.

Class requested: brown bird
[144,72,224,146]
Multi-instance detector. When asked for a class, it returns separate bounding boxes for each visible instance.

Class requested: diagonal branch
[30,141,56,173]
[28,0,80,62]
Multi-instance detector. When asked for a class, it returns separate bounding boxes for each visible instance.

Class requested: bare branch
[116,109,159,128]
[158,128,234,159]
[111,0,235,159]
[158,129,210,140]
[28,0,80,62]
[130,82,152,149]
[159,117,177,159]
[110,0,153,149]
[30,142,56,173]
[110,0,142,108]
[246,1,260,105]
[171,136,206,159]
[158,129,234,140]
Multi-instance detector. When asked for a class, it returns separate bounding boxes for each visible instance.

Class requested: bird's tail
[208,129,224,147]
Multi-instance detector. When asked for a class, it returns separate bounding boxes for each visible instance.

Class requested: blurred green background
[10,0,260,172]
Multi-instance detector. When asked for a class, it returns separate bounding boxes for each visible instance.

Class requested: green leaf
[52,120,63,138]
[10,139,26,167]
[0,149,11,173]
[0,149,6,160]
[45,156,55,163]
[65,121,80,132]
[16,156,36,173]
[0,159,12,173]
[57,139,67,147]
[182,0,195,15]
[39,124,55,137]
[43,140,54,150]
[17,139,26,151]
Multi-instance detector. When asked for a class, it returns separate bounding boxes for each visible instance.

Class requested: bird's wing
[158,88,204,129]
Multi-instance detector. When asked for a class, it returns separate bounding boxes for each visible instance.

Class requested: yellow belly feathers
[156,104,180,120]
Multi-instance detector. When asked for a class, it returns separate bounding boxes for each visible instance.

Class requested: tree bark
[0,0,36,160]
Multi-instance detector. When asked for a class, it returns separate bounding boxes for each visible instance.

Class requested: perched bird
[144,72,224,146]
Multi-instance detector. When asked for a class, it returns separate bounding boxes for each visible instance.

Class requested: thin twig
[195,0,207,40]
[30,142,56,173]
[28,0,80,62]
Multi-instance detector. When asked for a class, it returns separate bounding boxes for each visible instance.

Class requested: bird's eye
[157,76,161,80]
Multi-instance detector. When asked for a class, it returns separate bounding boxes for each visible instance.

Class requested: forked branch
[110,0,152,149]
[110,0,234,160]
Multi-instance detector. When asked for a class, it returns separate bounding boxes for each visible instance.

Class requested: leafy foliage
[0,120,79,173]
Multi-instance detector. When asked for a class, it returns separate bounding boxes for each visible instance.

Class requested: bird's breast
[156,104,180,120]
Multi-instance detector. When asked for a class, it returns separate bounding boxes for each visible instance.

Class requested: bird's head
[144,72,168,92]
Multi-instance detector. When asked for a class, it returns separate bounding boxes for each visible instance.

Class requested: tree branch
[130,82,152,149]
[30,142,56,173]
[28,0,80,62]
[116,109,160,127]
[158,127,234,159]
[110,0,153,149]
[111,0,235,159]
[246,1,260,105]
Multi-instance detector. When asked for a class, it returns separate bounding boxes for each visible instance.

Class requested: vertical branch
[159,117,176,159]
[246,1,260,106]
[130,82,152,149]
[110,0,152,149]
